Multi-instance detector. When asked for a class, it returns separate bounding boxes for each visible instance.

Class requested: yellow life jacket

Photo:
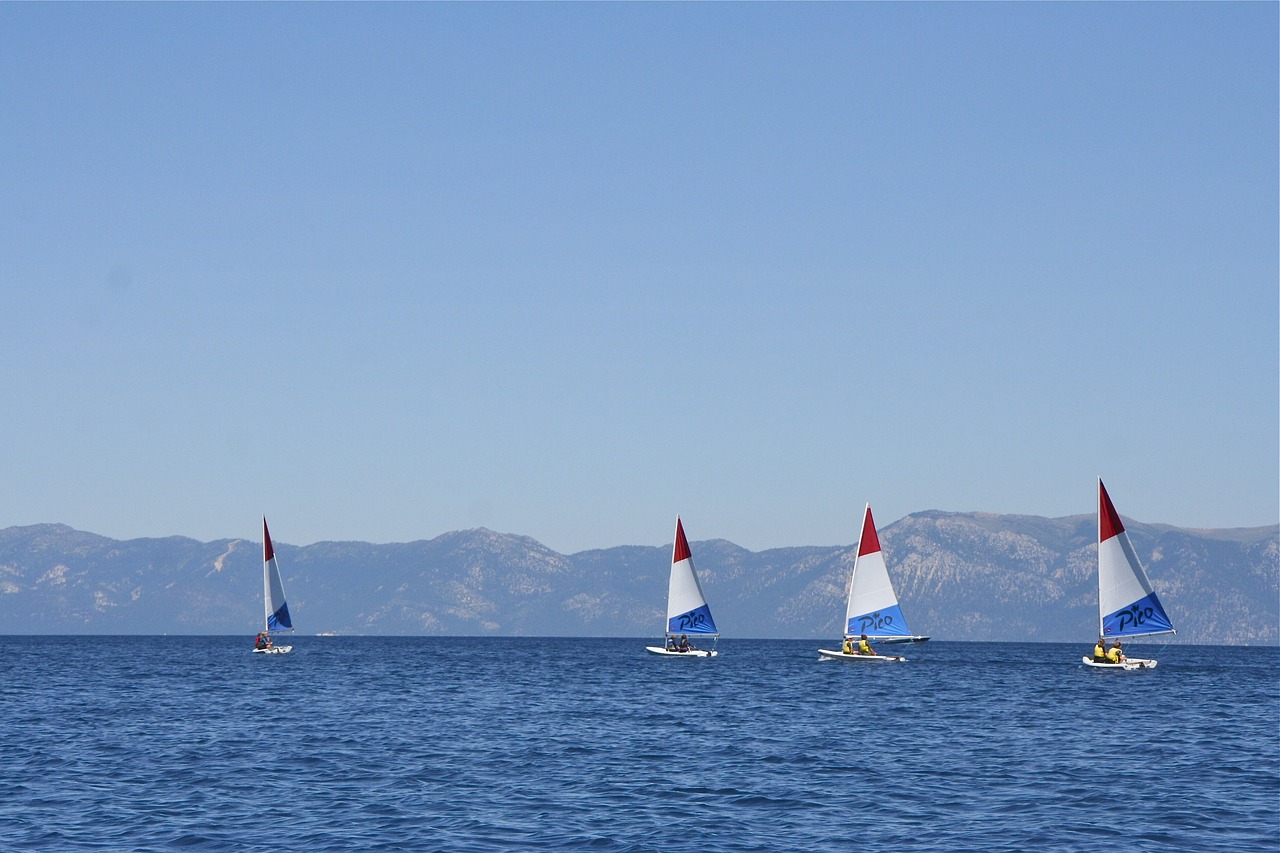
[858,639,873,655]
[1093,644,1106,660]
[1106,647,1121,663]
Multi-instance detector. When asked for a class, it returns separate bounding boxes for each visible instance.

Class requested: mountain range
[1,512,1275,644]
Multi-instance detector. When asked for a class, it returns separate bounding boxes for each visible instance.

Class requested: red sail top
[858,505,882,557]
[1098,480,1125,543]
[263,517,275,562]
[672,517,691,564]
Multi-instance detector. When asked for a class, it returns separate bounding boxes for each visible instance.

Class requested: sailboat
[1082,479,1174,670]
[645,517,719,657]
[819,504,928,662]
[252,516,294,655]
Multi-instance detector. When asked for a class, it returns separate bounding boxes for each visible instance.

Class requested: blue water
[0,638,1276,851]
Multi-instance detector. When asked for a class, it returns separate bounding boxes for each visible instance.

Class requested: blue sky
[1,3,1276,553]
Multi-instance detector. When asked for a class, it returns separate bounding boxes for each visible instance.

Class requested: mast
[262,516,272,634]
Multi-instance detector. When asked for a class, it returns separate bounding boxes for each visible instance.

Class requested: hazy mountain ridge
[0,515,1275,643]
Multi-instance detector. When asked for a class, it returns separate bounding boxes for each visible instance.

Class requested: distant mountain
[0,513,1275,643]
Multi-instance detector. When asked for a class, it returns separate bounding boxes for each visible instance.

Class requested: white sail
[843,504,913,640]
[665,517,717,635]
[645,517,719,657]
[262,516,293,634]
[1097,480,1174,639]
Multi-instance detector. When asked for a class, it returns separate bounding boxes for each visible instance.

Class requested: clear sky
[1,3,1276,553]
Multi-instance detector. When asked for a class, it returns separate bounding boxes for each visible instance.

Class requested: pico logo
[858,612,897,633]
[1116,603,1156,633]
[678,612,712,631]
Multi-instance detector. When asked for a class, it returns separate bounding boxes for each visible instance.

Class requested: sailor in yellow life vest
[1106,640,1125,664]
[842,636,855,654]
[1093,639,1107,662]
[856,633,876,656]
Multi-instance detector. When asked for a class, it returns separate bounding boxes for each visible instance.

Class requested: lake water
[0,637,1276,851]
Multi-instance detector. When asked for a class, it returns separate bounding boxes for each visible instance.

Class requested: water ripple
[0,637,1275,851]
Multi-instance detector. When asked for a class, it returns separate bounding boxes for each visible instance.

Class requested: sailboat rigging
[1082,479,1174,670]
[253,516,294,655]
[645,517,719,657]
[819,504,928,662]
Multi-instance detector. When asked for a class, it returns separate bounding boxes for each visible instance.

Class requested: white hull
[1081,655,1155,670]
[645,646,717,657]
[818,648,905,662]
[253,645,293,655]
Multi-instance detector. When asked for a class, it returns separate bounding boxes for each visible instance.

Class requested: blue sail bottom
[668,604,717,635]
[847,604,909,638]
[267,604,292,632]
[1102,592,1173,637]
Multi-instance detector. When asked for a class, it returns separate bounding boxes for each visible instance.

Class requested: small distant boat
[645,517,719,657]
[1082,479,1174,670]
[253,516,294,655]
[819,504,928,662]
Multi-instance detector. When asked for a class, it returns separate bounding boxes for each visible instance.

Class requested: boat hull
[818,648,905,662]
[253,645,293,655]
[645,646,717,658]
[1081,656,1156,670]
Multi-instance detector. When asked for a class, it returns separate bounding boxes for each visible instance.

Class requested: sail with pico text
[1097,479,1175,639]
[844,504,917,641]
[666,517,718,636]
[262,516,293,634]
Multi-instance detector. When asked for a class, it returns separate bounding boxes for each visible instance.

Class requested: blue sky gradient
[2,3,1276,552]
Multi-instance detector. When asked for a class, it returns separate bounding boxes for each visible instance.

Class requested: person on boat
[1106,640,1125,664]
[856,633,877,656]
[665,636,677,651]
[676,634,691,653]
[842,636,856,655]
[254,632,268,650]
[1092,638,1107,662]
